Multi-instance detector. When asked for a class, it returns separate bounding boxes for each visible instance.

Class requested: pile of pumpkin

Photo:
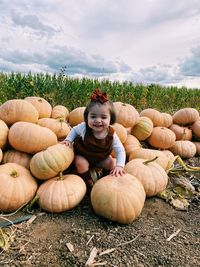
[0,97,199,224]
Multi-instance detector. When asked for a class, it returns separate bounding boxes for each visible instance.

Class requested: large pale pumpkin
[169,140,196,158]
[140,108,163,127]
[147,127,176,149]
[131,116,153,141]
[37,118,71,139]
[0,99,39,126]
[30,144,74,180]
[123,134,141,157]
[51,105,69,121]
[124,158,168,197]
[24,96,52,118]
[8,122,57,154]
[172,108,199,125]
[3,149,32,169]
[36,174,86,213]
[91,174,146,224]
[0,119,9,148]
[0,163,38,212]
[68,107,85,127]
[113,102,139,128]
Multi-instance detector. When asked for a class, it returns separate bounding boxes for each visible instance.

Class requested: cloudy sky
[1,0,200,88]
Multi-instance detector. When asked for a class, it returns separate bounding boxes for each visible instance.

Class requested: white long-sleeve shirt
[65,122,126,167]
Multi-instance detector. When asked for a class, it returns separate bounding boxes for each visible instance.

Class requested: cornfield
[0,72,199,113]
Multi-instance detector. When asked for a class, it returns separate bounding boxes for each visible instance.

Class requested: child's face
[88,104,111,132]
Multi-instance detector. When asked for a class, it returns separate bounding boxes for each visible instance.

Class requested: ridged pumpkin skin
[169,140,196,158]
[160,113,173,128]
[37,118,71,139]
[68,107,85,127]
[91,174,146,224]
[172,108,199,125]
[193,142,200,156]
[36,174,86,213]
[147,127,176,149]
[30,144,74,180]
[123,134,141,157]
[170,124,193,141]
[124,159,168,197]
[131,116,153,141]
[0,163,38,212]
[24,96,52,118]
[8,122,57,154]
[0,119,9,148]
[112,123,128,144]
[3,149,32,169]
[113,102,140,128]
[0,99,39,126]
[51,105,69,120]
[140,108,163,127]
[192,119,200,139]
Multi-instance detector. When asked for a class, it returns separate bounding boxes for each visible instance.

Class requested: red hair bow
[90,88,109,104]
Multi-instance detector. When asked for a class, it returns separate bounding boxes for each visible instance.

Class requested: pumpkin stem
[143,156,158,165]
[169,156,200,173]
[22,196,39,212]
[10,170,18,178]
[57,172,64,180]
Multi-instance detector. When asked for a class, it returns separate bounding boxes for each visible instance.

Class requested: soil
[0,158,200,267]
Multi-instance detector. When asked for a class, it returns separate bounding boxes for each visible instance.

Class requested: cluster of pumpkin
[0,97,199,224]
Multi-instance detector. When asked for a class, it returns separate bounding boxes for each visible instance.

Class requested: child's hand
[60,140,73,148]
[110,166,126,177]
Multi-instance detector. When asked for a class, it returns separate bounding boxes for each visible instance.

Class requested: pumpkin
[192,142,200,156]
[160,112,173,128]
[124,158,168,197]
[140,108,163,127]
[24,96,52,118]
[37,118,71,139]
[147,127,176,149]
[131,116,153,141]
[112,123,127,144]
[0,149,3,163]
[0,99,39,126]
[113,102,139,128]
[30,144,74,180]
[123,134,141,157]
[191,119,200,139]
[68,107,85,127]
[51,105,69,120]
[0,119,9,148]
[36,173,86,213]
[169,140,197,158]
[8,122,57,154]
[170,124,193,141]
[172,108,199,125]
[129,148,169,170]
[3,149,32,169]
[0,163,37,212]
[91,174,146,224]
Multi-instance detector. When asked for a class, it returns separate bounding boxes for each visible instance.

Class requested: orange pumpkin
[0,119,9,149]
[172,108,199,125]
[91,174,146,224]
[192,142,200,156]
[36,174,86,213]
[0,163,37,212]
[169,124,193,141]
[123,134,141,157]
[51,105,69,120]
[140,108,163,126]
[24,96,52,118]
[147,127,176,149]
[68,107,85,127]
[3,149,32,169]
[112,123,127,144]
[30,144,74,180]
[160,112,173,128]
[169,140,196,158]
[191,119,200,139]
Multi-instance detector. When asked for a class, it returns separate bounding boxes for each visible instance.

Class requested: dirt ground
[0,158,200,267]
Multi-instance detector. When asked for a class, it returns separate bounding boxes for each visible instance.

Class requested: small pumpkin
[91,174,146,224]
[3,149,32,169]
[51,105,69,120]
[68,107,85,127]
[191,119,200,139]
[131,116,153,141]
[170,124,193,141]
[140,108,163,127]
[160,112,173,128]
[169,140,197,159]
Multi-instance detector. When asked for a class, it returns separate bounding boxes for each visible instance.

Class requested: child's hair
[84,88,116,125]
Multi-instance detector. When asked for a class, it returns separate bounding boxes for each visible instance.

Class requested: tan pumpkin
[169,124,193,141]
[172,108,199,125]
[124,158,168,197]
[8,121,57,154]
[0,119,9,148]
[169,140,196,158]
[24,96,52,118]
[113,102,139,128]
[3,149,32,169]
[0,99,39,126]
[160,112,173,128]
[30,144,74,180]
[51,105,69,120]
[192,142,200,156]
[37,118,71,139]
[140,108,163,127]
[131,116,153,141]
[91,174,146,224]
[123,134,141,157]
[147,127,176,149]
[68,107,85,127]
[191,119,200,139]
[0,163,38,212]
[129,148,169,170]
[112,123,127,144]
[36,174,86,213]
